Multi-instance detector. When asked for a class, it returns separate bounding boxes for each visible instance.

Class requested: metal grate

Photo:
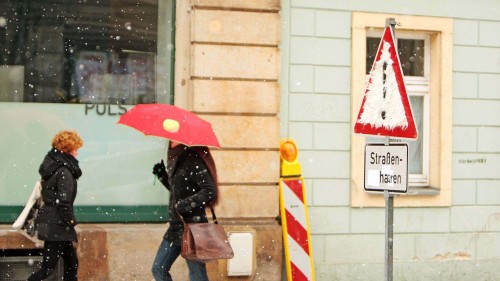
[0,256,63,281]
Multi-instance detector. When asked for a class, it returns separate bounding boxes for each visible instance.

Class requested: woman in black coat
[151,141,219,281]
[28,130,83,281]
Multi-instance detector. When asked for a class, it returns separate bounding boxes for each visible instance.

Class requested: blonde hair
[52,130,83,154]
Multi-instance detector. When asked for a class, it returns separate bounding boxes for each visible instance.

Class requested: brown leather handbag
[180,208,234,263]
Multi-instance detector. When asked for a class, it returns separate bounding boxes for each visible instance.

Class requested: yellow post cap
[280,138,302,177]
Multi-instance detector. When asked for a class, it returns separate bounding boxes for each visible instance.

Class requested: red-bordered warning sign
[354,27,418,139]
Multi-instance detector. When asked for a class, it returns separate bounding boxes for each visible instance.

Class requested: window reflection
[0,0,163,104]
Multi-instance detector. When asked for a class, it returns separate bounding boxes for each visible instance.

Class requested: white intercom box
[227,232,254,276]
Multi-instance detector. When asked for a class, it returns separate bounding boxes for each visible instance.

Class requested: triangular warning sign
[354,27,418,139]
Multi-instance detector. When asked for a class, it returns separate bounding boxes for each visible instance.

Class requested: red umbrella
[117,104,221,148]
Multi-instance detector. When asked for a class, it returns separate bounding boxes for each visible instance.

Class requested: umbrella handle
[155,140,168,187]
[152,140,168,187]
[162,140,169,157]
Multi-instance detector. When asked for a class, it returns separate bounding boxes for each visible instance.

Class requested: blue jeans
[152,238,209,281]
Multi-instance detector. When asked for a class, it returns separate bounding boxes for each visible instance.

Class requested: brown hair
[51,130,83,154]
[192,146,219,207]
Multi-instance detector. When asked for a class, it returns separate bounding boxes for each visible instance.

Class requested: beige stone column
[175,0,283,279]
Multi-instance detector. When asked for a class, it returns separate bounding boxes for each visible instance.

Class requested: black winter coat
[36,149,82,242]
[158,146,217,245]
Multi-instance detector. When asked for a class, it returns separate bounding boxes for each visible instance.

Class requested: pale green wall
[280,0,500,280]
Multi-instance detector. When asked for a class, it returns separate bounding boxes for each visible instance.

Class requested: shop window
[0,0,172,104]
[0,0,174,223]
[351,13,452,207]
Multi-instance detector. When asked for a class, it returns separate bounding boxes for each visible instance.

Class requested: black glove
[152,160,167,178]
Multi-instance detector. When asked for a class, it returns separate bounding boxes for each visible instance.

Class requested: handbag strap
[173,198,218,225]
[209,207,218,224]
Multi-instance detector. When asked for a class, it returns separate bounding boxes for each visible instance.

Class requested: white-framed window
[365,30,431,187]
[351,12,453,207]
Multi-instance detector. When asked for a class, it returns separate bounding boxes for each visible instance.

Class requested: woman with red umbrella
[151,141,219,281]
[118,104,222,280]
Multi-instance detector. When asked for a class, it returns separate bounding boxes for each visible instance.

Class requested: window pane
[398,39,424,77]
[0,0,169,104]
[366,37,380,74]
[365,95,424,175]
[366,37,425,77]
[407,95,424,174]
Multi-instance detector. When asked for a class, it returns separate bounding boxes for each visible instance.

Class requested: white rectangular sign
[364,143,408,193]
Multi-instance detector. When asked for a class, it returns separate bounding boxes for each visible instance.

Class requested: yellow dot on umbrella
[163,119,179,133]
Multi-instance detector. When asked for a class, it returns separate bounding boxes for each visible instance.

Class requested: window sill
[405,186,440,196]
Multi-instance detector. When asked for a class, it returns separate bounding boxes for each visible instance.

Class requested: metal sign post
[365,139,407,281]
[355,15,416,281]
[385,18,396,281]
[384,188,394,281]
[365,139,408,281]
